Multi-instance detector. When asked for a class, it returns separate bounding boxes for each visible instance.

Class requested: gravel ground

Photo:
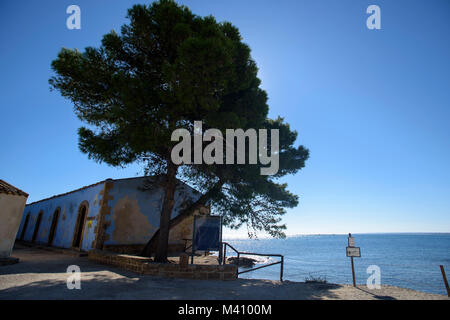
[0,245,448,300]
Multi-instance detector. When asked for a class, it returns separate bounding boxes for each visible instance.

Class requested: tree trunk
[154,162,178,262]
[141,180,224,258]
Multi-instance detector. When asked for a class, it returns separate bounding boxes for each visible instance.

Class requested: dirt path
[0,246,447,300]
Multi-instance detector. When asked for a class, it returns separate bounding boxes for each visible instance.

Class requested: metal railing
[220,242,284,282]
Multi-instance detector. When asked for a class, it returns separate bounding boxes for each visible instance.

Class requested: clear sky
[1,0,449,236]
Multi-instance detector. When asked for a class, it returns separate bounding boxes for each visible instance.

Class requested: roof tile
[0,180,28,197]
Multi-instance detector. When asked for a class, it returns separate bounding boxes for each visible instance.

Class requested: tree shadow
[0,272,346,300]
[0,246,138,279]
[1,245,379,300]
[355,286,397,300]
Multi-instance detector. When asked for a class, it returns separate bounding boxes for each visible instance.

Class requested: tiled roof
[0,180,28,197]
[24,175,200,207]
[25,179,109,206]
[25,177,154,206]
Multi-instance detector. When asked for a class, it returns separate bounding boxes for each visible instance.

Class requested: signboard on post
[346,246,361,257]
[192,215,222,252]
[348,236,355,247]
[347,233,361,287]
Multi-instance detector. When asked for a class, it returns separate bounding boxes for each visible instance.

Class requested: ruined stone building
[0,180,28,263]
[16,177,208,254]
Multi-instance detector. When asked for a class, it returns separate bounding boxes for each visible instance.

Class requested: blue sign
[193,216,222,251]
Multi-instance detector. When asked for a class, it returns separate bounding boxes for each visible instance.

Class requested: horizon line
[222,231,450,240]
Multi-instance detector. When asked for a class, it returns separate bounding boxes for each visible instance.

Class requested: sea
[222,233,450,295]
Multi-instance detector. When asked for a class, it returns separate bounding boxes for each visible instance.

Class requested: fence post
[440,265,450,297]
[218,243,223,265]
[280,255,284,282]
[236,252,240,278]
[223,243,227,265]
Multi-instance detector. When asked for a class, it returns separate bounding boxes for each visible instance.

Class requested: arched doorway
[32,211,43,243]
[72,203,88,249]
[20,213,30,240]
[47,208,60,246]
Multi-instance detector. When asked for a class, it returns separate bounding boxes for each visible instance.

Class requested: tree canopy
[50,0,309,261]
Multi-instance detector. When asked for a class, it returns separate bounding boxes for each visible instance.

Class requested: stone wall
[88,250,237,280]
[103,243,185,254]
[103,177,205,248]
[102,244,146,254]
[17,181,105,251]
[17,177,208,253]
[0,193,28,258]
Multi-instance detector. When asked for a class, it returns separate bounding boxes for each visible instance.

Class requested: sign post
[350,255,356,287]
[191,215,222,264]
[346,233,361,287]
[440,265,450,297]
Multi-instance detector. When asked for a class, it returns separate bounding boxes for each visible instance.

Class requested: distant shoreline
[223,232,450,240]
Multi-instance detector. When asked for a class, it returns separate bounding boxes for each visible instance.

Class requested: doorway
[72,204,87,249]
[20,213,30,240]
[47,208,60,246]
[31,211,43,243]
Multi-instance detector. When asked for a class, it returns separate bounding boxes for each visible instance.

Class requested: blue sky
[1,0,449,236]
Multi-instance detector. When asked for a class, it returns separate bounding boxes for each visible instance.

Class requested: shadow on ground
[355,287,397,300]
[0,245,404,300]
[0,274,345,300]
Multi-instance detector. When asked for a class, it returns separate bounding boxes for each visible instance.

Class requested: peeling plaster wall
[0,194,27,258]
[16,177,207,252]
[168,205,210,245]
[104,177,203,247]
[16,183,104,251]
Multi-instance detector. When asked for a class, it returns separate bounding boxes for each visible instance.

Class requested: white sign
[348,237,355,247]
[346,247,361,257]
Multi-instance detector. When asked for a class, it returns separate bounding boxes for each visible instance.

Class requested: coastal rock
[226,257,258,268]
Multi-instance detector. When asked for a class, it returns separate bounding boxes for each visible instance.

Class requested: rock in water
[226,257,258,268]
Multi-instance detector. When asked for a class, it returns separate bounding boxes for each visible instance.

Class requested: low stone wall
[103,243,185,254]
[103,244,145,254]
[88,250,237,280]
